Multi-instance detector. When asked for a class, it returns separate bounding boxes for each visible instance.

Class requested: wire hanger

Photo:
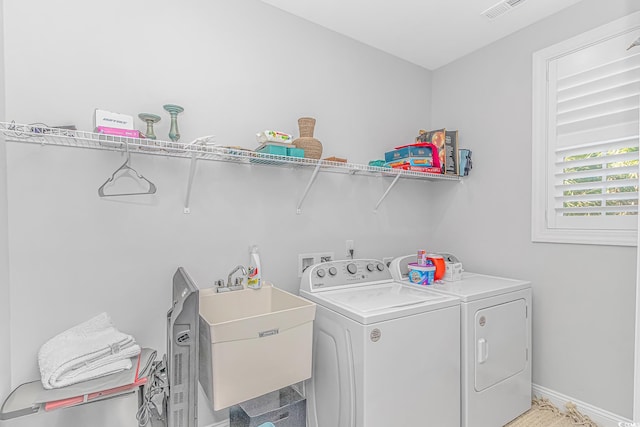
[98,140,157,197]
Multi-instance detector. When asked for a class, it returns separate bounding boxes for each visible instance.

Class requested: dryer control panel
[300,259,392,292]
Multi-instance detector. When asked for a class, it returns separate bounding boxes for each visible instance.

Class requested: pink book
[43,353,147,411]
[96,126,141,138]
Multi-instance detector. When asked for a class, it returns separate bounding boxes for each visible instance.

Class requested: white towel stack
[38,312,141,389]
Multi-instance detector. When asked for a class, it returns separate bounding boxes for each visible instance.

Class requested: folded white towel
[38,313,141,389]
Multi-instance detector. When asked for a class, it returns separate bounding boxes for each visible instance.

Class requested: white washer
[390,255,532,427]
[299,259,461,427]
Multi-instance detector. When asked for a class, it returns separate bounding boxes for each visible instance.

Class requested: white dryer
[390,255,532,427]
[299,259,461,427]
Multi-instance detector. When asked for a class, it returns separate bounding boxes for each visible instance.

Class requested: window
[532,12,640,246]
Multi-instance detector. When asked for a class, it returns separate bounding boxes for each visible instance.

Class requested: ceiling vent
[481,0,528,20]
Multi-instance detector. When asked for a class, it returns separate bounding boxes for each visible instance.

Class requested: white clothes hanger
[98,141,157,197]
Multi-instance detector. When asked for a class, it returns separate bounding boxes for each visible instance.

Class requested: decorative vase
[138,113,161,140]
[163,104,184,142]
[293,117,323,159]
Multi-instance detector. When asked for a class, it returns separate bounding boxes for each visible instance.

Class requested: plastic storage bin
[229,387,306,427]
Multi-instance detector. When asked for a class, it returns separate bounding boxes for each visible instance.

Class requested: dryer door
[474,298,527,392]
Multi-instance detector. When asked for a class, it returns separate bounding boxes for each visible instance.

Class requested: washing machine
[299,259,461,427]
[390,255,532,427]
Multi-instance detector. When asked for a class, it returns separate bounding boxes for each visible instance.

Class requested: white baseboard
[532,383,633,427]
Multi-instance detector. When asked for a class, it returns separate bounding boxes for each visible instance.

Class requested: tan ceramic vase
[293,117,323,159]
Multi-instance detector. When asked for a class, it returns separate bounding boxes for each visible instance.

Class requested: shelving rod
[296,162,322,214]
[373,173,402,213]
[184,152,198,214]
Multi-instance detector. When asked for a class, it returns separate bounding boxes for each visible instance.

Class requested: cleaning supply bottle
[247,245,262,289]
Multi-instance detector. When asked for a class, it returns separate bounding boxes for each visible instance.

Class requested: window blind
[547,44,639,231]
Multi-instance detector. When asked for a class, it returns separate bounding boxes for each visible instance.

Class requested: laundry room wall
[0,0,438,420]
[0,0,10,404]
[429,0,639,419]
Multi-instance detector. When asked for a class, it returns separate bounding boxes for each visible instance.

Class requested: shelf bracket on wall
[184,152,198,214]
[296,162,322,214]
[373,172,402,213]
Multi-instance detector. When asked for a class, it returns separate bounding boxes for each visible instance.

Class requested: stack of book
[416,128,460,175]
[384,143,441,173]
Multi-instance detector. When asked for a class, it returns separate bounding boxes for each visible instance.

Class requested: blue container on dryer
[408,262,435,286]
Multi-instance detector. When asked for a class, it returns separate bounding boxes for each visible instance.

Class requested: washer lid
[301,281,459,324]
[326,283,436,312]
[431,272,531,302]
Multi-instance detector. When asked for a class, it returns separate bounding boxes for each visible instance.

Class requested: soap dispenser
[247,245,262,289]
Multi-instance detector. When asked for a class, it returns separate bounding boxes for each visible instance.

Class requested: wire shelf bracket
[296,162,322,214]
[184,152,198,214]
[373,172,402,213]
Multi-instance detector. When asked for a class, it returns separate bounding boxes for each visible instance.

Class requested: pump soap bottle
[247,245,262,289]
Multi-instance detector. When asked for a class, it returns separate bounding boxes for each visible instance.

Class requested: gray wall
[429,0,639,418]
[0,0,10,404]
[0,0,435,422]
[3,0,639,422]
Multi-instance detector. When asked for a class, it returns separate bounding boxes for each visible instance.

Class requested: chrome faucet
[226,265,247,290]
[214,265,248,293]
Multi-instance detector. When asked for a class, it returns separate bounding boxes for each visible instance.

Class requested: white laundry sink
[198,284,316,410]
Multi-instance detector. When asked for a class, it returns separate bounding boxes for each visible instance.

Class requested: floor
[505,398,599,427]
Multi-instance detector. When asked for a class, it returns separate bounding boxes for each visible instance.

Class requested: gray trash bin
[229,387,306,427]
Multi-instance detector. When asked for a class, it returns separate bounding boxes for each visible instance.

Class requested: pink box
[96,126,141,138]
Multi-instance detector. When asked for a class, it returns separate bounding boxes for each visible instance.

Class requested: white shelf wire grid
[0,121,461,182]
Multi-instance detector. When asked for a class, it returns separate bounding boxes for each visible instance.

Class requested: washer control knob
[346,263,357,275]
[376,263,385,271]
[367,263,375,272]
[316,269,326,278]
[328,267,338,276]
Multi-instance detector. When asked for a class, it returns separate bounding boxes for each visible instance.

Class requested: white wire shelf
[0,122,460,180]
[0,121,462,213]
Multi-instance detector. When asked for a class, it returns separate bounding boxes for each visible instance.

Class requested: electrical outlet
[298,252,335,277]
[346,240,355,259]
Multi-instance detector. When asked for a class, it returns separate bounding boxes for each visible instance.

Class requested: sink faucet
[227,265,247,289]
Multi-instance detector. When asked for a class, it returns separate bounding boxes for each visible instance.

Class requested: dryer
[299,259,461,427]
[390,255,532,427]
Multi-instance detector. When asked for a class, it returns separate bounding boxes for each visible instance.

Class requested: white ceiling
[260,0,585,70]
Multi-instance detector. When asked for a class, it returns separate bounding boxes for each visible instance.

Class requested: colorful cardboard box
[385,145,436,163]
[416,129,446,173]
[386,157,435,168]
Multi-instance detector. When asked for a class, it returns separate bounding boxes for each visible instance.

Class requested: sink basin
[198,284,316,410]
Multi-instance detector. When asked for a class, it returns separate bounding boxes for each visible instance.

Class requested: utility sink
[198,284,316,410]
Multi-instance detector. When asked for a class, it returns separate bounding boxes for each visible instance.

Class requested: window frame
[532,11,640,246]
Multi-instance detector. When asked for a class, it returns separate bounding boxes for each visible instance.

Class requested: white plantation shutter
[532,12,640,246]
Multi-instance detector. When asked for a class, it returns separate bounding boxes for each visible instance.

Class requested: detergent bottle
[247,245,262,289]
